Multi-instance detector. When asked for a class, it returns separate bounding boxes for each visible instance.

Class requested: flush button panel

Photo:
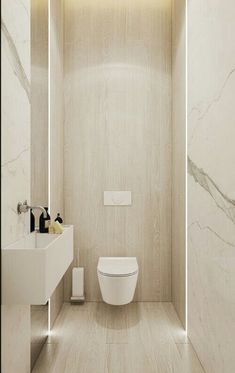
[104,191,132,206]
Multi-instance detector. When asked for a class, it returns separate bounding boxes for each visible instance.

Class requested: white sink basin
[2,225,73,305]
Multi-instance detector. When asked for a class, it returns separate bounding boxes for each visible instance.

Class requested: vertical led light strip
[48,0,51,215]
[48,0,51,333]
[48,299,51,333]
[185,0,188,333]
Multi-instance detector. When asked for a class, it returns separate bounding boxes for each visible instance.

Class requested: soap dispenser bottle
[39,207,51,233]
[55,213,63,224]
[30,209,35,232]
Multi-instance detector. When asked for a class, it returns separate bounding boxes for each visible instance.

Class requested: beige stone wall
[63,0,172,301]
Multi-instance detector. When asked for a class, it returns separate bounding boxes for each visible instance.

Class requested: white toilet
[97,257,138,306]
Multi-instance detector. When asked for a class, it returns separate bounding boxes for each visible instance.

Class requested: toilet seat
[97,257,138,277]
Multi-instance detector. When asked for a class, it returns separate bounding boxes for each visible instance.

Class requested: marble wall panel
[1,0,30,248]
[1,0,31,372]
[188,1,235,372]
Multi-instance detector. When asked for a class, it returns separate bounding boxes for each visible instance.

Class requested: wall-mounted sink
[2,225,73,305]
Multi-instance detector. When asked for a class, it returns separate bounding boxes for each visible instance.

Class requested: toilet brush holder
[70,267,85,304]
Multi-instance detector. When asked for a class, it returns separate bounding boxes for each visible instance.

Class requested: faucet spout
[30,206,47,218]
[17,200,47,218]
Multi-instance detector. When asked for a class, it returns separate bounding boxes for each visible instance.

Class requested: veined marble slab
[1,1,31,372]
[188,0,235,372]
[1,0,30,248]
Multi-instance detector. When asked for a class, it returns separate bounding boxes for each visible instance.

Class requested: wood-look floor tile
[176,344,206,373]
[32,302,204,373]
[161,303,188,344]
[105,304,128,344]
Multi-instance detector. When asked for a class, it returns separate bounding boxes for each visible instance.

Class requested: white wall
[1,0,31,371]
[188,1,235,372]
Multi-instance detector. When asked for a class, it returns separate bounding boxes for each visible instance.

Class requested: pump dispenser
[39,207,51,233]
[55,213,63,224]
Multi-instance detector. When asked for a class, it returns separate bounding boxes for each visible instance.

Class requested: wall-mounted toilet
[97,257,138,305]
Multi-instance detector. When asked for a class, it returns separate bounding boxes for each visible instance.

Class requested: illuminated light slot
[185,0,188,334]
[48,0,51,213]
[48,298,51,333]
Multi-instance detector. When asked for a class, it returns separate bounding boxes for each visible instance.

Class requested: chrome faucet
[17,200,47,218]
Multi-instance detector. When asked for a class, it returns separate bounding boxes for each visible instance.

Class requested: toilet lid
[97,257,138,277]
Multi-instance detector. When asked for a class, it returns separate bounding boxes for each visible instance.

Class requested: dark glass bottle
[39,207,51,233]
[30,209,35,232]
[55,213,63,224]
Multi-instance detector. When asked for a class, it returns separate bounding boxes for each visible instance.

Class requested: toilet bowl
[97,257,138,305]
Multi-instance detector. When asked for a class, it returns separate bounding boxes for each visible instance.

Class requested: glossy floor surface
[32,302,205,373]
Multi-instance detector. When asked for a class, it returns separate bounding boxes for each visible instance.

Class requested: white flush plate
[104,191,132,206]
